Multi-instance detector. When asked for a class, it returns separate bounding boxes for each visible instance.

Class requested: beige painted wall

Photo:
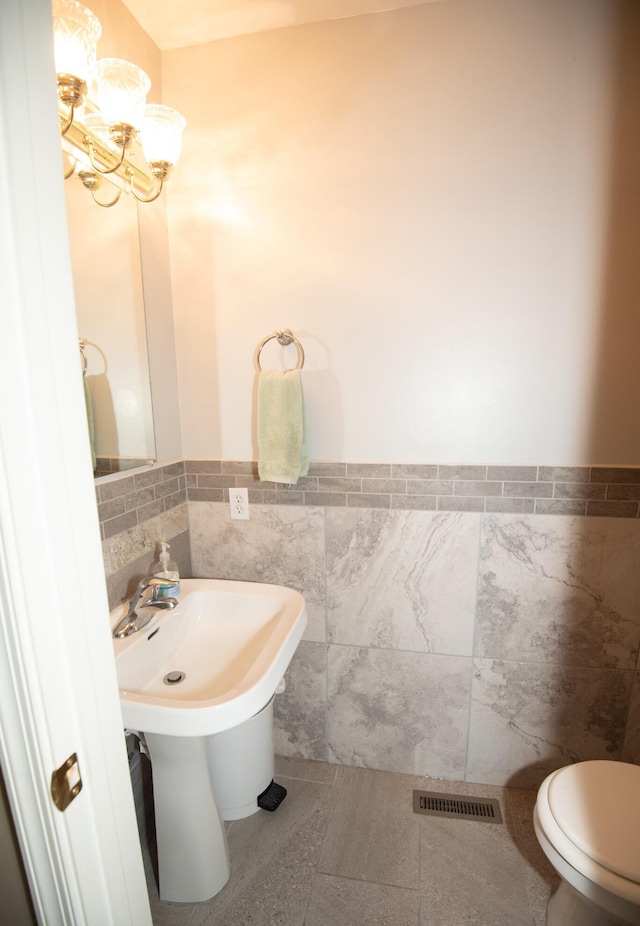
[163,0,640,465]
[86,0,162,99]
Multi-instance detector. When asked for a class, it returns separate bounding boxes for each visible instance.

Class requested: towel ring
[79,338,88,376]
[78,337,108,375]
[255,329,305,372]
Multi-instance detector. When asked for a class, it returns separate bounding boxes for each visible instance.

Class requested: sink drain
[163,671,186,685]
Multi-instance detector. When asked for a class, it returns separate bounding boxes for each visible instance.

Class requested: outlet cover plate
[229,487,249,520]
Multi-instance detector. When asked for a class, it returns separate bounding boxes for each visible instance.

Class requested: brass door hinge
[51,752,82,812]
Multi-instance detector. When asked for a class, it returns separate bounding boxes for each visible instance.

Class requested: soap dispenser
[151,541,180,598]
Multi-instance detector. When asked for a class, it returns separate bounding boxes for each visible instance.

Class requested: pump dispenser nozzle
[151,540,180,598]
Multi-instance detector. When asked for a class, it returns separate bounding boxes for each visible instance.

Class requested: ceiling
[120,0,443,50]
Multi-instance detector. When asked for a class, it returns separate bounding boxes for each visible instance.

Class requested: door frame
[0,2,151,922]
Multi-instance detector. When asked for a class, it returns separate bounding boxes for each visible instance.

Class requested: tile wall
[97,459,640,788]
[187,461,640,789]
[97,461,191,609]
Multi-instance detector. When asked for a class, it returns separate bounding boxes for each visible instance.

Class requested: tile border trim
[184,461,640,519]
[96,461,187,536]
[95,460,640,528]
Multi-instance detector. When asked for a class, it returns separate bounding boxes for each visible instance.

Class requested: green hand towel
[83,377,96,471]
[257,370,308,484]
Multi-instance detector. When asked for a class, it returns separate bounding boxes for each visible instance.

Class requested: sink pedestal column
[144,733,230,903]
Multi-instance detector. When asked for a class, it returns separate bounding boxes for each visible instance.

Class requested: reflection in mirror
[65,168,156,477]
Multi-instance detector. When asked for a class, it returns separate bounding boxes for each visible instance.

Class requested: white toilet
[534,760,640,925]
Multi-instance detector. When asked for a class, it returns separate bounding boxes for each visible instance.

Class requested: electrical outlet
[229,487,250,520]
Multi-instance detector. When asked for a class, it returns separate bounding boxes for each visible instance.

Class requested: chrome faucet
[112,576,178,639]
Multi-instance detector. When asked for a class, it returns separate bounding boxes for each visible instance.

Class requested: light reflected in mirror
[65,166,156,477]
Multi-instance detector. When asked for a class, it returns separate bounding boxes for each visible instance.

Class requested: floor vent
[413,790,503,824]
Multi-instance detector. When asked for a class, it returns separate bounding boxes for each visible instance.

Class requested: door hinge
[51,752,82,812]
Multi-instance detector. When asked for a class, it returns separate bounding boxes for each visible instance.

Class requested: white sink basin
[111,577,307,904]
[112,578,307,737]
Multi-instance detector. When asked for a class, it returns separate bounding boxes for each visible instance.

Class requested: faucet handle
[135,575,172,603]
[112,575,174,638]
[144,592,178,610]
[143,575,173,590]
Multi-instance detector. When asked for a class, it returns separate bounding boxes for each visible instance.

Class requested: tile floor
[134,756,558,926]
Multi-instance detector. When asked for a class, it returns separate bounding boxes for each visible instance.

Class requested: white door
[0,1,152,923]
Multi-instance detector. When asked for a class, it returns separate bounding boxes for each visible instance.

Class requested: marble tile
[347,463,392,477]
[105,529,191,609]
[587,500,640,518]
[418,807,533,925]
[607,484,640,500]
[346,492,391,509]
[487,465,538,482]
[327,646,471,779]
[188,501,326,642]
[305,874,419,925]
[455,480,503,497]
[308,461,347,477]
[622,671,640,764]
[534,499,586,516]
[318,766,420,889]
[326,509,480,656]
[439,464,487,480]
[189,777,331,926]
[185,460,222,475]
[140,760,558,926]
[104,504,188,574]
[486,497,536,515]
[467,659,634,787]
[476,515,640,668]
[161,503,189,539]
[413,768,554,921]
[391,494,437,511]
[502,787,559,926]
[319,477,362,493]
[220,460,255,475]
[591,466,640,484]
[105,512,158,572]
[273,642,328,761]
[274,756,338,784]
[438,496,485,513]
[392,463,438,479]
[538,466,590,483]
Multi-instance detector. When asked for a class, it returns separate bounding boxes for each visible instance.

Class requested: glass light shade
[140,104,187,166]
[52,0,101,83]
[82,112,121,155]
[94,58,150,129]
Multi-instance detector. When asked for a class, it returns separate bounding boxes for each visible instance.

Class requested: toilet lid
[547,761,640,884]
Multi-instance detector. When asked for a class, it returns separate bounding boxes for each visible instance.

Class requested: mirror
[64,170,156,477]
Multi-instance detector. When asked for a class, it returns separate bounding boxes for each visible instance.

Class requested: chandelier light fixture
[52,0,186,206]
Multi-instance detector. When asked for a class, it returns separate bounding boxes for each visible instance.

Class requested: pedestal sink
[112,578,307,903]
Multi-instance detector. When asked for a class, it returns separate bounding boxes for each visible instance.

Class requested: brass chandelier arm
[86,136,127,175]
[127,172,163,203]
[77,169,120,207]
[57,74,87,137]
[59,103,75,137]
[91,187,121,208]
[126,161,171,203]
